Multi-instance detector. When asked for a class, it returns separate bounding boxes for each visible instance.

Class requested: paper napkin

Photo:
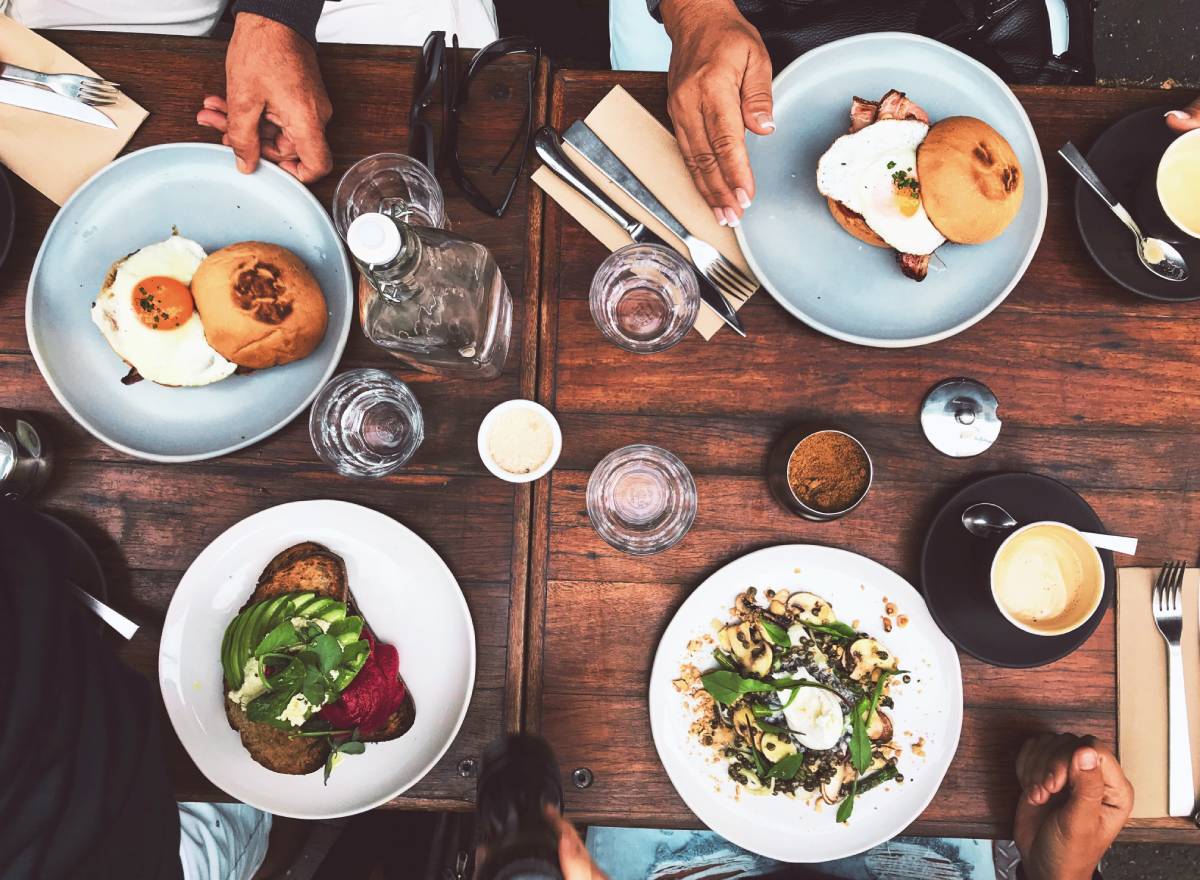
[0,16,147,204]
[1116,567,1200,818]
[531,85,758,340]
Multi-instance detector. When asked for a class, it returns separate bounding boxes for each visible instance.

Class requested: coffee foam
[992,524,1102,634]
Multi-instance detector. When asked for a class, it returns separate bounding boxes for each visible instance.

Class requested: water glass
[589,244,700,353]
[309,369,424,478]
[333,153,447,238]
[586,444,697,555]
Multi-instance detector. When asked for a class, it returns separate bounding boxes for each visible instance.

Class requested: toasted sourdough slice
[225,542,348,773]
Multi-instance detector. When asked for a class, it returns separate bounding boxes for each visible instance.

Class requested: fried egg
[91,234,237,387]
[817,119,946,256]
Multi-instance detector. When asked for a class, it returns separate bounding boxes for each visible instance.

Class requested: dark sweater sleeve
[233,0,330,44]
[647,0,664,22]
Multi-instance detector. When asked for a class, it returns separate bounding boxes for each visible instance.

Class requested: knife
[0,80,116,129]
[534,126,746,337]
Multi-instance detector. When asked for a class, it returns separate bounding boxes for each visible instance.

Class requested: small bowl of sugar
[477,399,562,483]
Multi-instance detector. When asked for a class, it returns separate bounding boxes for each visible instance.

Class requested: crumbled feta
[277,693,314,727]
[227,657,267,707]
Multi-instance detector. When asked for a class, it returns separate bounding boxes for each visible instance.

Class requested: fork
[1152,560,1196,816]
[1,63,119,106]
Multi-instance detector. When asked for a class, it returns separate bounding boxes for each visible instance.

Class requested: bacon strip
[875,89,930,125]
[848,96,880,133]
[896,252,932,282]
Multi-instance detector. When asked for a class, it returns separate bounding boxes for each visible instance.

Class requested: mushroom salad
[691,587,906,823]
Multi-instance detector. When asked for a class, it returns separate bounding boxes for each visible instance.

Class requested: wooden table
[0,32,546,809]
[528,69,1200,842]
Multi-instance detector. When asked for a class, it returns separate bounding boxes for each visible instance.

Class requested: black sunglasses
[408,32,541,219]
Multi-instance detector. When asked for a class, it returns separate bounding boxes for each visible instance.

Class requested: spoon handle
[1078,530,1139,556]
[1058,143,1142,237]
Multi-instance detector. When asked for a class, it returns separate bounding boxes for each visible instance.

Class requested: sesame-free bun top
[916,116,1024,245]
[190,242,328,370]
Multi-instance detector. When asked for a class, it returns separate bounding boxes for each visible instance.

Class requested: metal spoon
[1059,143,1188,283]
[71,582,139,639]
[961,502,1139,555]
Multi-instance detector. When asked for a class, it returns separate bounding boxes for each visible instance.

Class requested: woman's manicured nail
[713,206,728,226]
[723,207,740,227]
[755,112,776,132]
[735,188,752,209]
[1165,110,1191,120]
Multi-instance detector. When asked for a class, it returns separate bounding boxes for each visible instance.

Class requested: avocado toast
[221,542,416,778]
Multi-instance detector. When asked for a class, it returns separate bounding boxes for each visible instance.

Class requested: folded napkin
[1116,567,1200,818]
[532,85,757,340]
[0,16,147,204]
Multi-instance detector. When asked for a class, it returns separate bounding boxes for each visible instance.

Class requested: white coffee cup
[1157,128,1200,239]
[990,521,1105,637]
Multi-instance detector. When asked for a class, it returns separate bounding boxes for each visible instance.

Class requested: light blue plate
[26,144,353,461]
[735,33,1047,347]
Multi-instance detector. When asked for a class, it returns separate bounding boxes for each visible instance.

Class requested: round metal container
[920,378,1001,457]
[767,427,873,521]
[0,409,51,501]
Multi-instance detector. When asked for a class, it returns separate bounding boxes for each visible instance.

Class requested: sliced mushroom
[774,588,791,604]
[768,598,788,617]
[731,764,764,791]
[849,638,899,681]
[866,708,893,742]
[731,706,758,743]
[820,761,850,805]
[760,732,798,763]
[717,625,733,653]
[731,621,773,675]
[787,591,836,625]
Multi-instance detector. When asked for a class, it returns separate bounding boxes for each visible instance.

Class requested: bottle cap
[347,212,402,265]
[920,378,1001,457]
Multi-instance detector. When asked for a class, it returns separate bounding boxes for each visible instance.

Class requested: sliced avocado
[328,616,363,647]
[288,592,318,615]
[317,602,347,624]
[226,603,263,690]
[220,614,239,686]
[233,600,275,686]
[331,638,371,692]
[302,597,336,619]
[260,594,296,634]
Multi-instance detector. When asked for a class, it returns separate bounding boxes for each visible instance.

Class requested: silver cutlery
[563,120,761,304]
[960,501,1139,554]
[1,63,119,106]
[1151,560,1195,817]
[1058,143,1189,283]
[71,582,139,640]
[0,80,116,128]
[534,126,746,337]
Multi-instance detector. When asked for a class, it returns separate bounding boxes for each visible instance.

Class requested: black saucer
[1075,106,1200,302]
[36,511,110,633]
[920,473,1116,668]
[0,164,12,271]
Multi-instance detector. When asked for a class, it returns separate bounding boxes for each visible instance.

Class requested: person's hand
[197,13,333,183]
[546,807,609,880]
[660,0,774,227]
[1013,733,1134,880]
[1165,95,1200,132]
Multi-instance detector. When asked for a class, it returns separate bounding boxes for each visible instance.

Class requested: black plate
[920,473,1115,668]
[36,511,110,634]
[0,164,12,272]
[1075,106,1200,302]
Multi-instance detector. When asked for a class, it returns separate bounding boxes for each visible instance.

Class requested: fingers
[226,97,265,174]
[1017,733,1078,805]
[547,807,608,880]
[739,39,775,141]
[1165,95,1200,132]
[702,98,755,214]
[671,90,742,226]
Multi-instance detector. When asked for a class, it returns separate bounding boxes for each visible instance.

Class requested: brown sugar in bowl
[767,428,873,521]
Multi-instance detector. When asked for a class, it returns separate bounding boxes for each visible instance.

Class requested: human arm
[658,0,774,227]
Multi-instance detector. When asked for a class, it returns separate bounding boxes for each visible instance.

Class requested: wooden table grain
[0,32,546,810]
[528,69,1200,842]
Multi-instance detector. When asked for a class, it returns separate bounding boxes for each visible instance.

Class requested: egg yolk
[132,276,194,330]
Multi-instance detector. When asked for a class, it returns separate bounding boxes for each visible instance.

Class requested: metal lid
[921,378,1001,457]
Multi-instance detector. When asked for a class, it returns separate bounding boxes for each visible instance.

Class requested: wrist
[660,0,740,37]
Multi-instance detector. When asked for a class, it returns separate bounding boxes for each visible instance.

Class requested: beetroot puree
[319,629,405,735]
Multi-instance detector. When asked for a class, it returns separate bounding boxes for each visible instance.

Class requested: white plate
[159,500,475,819]
[648,545,962,862]
[735,33,1047,347]
[26,143,353,461]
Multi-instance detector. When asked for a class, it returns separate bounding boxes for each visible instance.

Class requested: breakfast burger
[816,90,1024,281]
[190,241,328,369]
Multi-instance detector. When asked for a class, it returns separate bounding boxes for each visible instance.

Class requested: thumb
[1060,746,1106,827]
[1165,96,1200,132]
[740,43,775,136]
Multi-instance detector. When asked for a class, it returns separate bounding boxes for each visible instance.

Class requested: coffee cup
[990,521,1105,637]
[1157,128,1200,239]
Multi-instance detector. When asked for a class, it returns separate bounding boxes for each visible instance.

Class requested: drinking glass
[589,244,700,353]
[333,153,447,237]
[309,369,424,478]
[586,444,697,554]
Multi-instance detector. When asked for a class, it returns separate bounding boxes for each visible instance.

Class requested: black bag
[734,0,1095,84]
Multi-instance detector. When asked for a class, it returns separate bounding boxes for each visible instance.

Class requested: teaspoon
[1059,143,1189,283]
[961,502,1139,555]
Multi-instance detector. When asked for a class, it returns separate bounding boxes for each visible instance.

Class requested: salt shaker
[0,410,51,500]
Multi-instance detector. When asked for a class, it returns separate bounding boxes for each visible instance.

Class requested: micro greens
[759,618,791,647]
[765,752,806,781]
[800,620,859,640]
[323,727,365,785]
[700,670,842,706]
